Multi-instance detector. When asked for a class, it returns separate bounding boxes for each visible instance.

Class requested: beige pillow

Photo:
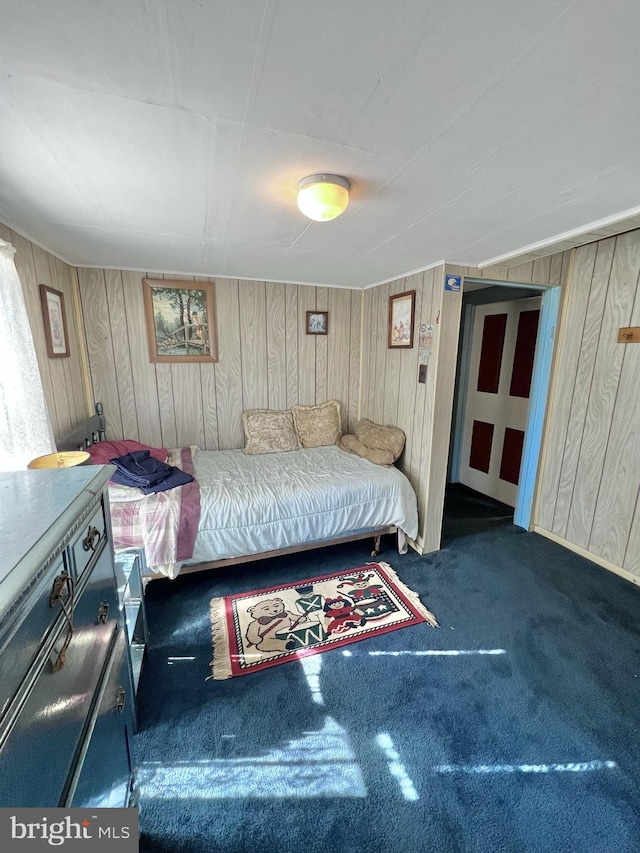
[356,418,406,460]
[339,434,395,466]
[338,418,406,465]
[242,409,300,455]
[291,400,342,448]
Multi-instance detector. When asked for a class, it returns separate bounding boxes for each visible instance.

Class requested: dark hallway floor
[441,482,514,543]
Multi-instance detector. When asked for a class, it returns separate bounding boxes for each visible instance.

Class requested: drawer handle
[49,571,75,672]
[53,623,73,672]
[82,525,102,552]
[97,601,110,624]
[116,686,126,713]
[49,570,73,608]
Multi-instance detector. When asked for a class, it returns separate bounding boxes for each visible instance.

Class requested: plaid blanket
[109,447,201,578]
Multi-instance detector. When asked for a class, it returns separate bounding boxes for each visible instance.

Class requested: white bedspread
[190,445,418,564]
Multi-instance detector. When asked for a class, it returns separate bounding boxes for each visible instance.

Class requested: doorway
[458,294,541,506]
[446,278,560,539]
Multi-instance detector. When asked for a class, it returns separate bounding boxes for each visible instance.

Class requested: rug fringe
[209,596,233,679]
[376,561,440,627]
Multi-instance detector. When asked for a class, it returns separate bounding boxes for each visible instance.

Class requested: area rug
[209,561,438,679]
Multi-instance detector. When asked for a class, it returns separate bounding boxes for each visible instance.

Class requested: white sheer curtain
[0,238,55,471]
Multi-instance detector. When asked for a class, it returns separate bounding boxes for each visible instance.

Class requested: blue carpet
[134,500,640,852]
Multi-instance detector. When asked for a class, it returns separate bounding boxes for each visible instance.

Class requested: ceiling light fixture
[297,174,350,222]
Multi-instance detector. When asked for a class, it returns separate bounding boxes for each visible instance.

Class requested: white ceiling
[2,0,640,289]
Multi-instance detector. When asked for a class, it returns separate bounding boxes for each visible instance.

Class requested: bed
[57,403,419,580]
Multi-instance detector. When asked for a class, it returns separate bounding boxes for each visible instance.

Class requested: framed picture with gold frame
[39,284,70,358]
[143,278,218,363]
[388,290,415,348]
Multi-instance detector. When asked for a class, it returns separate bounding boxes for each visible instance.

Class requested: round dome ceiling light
[297,174,350,222]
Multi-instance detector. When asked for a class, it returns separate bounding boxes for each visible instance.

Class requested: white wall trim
[362,259,448,289]
[534,526,640,587]
[76,265,364,291]
[478,205,640,269]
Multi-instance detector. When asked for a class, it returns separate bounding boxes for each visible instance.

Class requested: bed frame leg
[397,529,408,555]
[371,533,383,557]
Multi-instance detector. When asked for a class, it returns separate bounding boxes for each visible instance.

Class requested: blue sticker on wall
[445,275,461,291]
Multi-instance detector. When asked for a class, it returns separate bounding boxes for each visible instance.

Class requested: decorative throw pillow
[356,418,406,460]
[242,409,300,455]
[291,400,342,448]
[339,434,396,466]
[338,418,406,466]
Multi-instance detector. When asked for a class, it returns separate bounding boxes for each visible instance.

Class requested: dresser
[0,466,137,808]
[114,549,148,725]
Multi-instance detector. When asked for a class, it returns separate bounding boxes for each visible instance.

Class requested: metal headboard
[56,402,106,452]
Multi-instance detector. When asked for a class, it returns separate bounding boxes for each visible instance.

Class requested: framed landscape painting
[143,279,218,363]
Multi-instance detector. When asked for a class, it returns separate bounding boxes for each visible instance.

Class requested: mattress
[190,445,418,563]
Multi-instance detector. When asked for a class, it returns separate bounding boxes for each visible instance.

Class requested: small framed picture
[306,310,328,335]
[39,284,70,358]
[143,278,218,363]
[388,290,416,349]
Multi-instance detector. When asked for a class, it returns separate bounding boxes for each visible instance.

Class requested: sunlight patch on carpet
[170,613,211,639]
[299,654,325,705]
[434,760,618,774]
[137,716,367,799]
[341,648,506,657]
[376,733,420,801]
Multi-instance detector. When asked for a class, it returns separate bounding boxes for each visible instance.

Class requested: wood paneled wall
[360,265,460,553]
[0,223,89,440]
[536,230,640,580]
[76,269,362,450]
[360,251,572,554]
[9,218,635,579]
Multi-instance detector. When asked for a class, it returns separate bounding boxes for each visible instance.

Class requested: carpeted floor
[134,486,640,853]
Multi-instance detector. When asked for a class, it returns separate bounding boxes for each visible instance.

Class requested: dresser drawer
[70,500,108,579]
[0,555,70,718]
[0,547,119,807]
[68,627,134,808]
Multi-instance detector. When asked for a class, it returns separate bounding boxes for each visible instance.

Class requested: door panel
[469,420,494,473]
[510,310,540,398]
[499,427,526,485]
[477,313,507,393]
[459,297,541,507]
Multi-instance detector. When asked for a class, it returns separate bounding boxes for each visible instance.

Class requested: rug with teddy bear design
[209,562,438,679]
